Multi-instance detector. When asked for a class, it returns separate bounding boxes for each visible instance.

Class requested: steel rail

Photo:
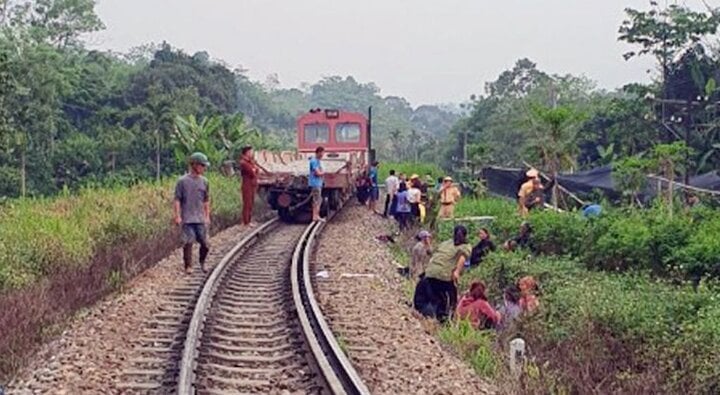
[291,217,371,395]
[176,217,279,395]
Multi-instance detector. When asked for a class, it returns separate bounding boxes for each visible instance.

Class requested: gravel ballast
[313,205,496,394]
[5,223,257,394]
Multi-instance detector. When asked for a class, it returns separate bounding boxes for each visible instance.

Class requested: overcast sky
[89,0,716,106]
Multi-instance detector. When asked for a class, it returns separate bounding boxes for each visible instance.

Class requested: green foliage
[463,251,720,393]
[672,217,720,279]
[527,209,587,257]
[585,212,652,271]
[613,155,651,205]
[0,174,241,290]
[453,197,720,280]
[439,198,521,243]
[619,3,720,66]
[438,320,499,378]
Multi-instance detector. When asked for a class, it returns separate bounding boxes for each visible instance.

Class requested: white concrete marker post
[509,337,526,377]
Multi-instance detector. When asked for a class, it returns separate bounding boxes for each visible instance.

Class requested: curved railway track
[119,213,369,394]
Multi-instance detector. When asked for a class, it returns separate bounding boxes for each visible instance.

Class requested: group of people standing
[379,170,463,231]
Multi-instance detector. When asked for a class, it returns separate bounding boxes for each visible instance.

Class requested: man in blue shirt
[368,161,380,213]
[309,146,325,222]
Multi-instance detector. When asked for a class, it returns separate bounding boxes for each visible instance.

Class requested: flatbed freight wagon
[255,108,373,222]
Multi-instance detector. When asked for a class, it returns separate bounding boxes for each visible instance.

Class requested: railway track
[119,214,369,394]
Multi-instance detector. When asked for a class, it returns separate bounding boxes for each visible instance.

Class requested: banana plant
[596,143,618,165]
[217,113,262,159]
[171,114,223,169]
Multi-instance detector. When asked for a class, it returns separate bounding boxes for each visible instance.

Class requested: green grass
[0,173,241,291]
[408,196,720,392]
[465,251,720,393]
[438,320,499,378]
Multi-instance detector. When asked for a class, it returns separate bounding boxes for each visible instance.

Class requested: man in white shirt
[383,169,399,217]
[407,174,422,220]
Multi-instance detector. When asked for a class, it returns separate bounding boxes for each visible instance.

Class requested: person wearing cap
[518,168,543,217]
[409,230,433,282]
[174,152,212,275]
[438,176,461,219]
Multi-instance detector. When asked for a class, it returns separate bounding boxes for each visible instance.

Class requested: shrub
[528,209,588,256]
[583,211,651,271]
[671,217,720,280]
[460,251,720,393]
[438,198,521,244]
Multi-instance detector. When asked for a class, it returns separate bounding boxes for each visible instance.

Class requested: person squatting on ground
[415,225,472,322]
[456,281,501,330]
[355,171,371,205]
[468,227,496,268]
[518,168,544,217]
[238,146,269,226]
[504,221,534,252]
[368,161,380,213]
[394,182,412,231]
[309,146,325,222]
[383,169,399,217]
[410,230,433,282]
[438,176,461,219]
[174,152,212,275]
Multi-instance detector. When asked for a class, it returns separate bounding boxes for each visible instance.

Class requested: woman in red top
[238,146,269,226]
[456,281,501,330]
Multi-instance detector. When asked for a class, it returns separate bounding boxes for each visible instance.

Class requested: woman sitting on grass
[518,276,540,313]
[496,285,522,331]
[456,281,501,330]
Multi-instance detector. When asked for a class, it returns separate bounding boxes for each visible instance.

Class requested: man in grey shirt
[174,152,211,274]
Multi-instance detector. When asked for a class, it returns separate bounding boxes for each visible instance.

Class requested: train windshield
[335,122,361,143]
[303,123,329,143]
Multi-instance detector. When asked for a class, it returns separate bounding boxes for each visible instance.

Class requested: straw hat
[526,168,539,178]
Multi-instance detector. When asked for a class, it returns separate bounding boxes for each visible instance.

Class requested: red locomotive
[255,108,372,222]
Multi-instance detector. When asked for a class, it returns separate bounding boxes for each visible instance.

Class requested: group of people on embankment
[409,224,539,330]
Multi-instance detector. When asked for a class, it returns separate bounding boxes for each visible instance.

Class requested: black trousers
[383,194,392,216]
[425,277,458,322]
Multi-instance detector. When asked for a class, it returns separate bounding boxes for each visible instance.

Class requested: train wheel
[328,190,341,211]
[278,207,293,223]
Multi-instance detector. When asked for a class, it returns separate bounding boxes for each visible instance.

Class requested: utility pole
[463,129,468,174]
